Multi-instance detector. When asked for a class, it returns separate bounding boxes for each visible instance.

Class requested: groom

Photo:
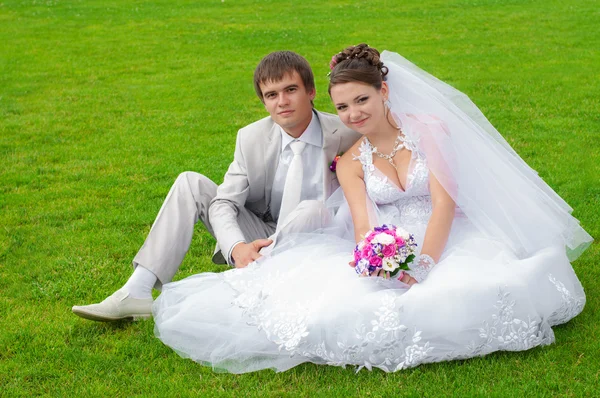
[72,51,361,321]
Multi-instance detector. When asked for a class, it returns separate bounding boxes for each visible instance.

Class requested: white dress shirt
[270,112,324,221]
[228,112,324,264]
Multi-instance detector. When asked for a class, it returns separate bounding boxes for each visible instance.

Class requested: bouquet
[353,224,417,278]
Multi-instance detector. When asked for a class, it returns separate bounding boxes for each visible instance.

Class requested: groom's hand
[231,239,273,268]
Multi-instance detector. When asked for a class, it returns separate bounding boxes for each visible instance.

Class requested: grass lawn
[1,0,598,396]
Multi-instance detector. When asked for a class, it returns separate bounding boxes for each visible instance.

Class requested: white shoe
[72,289,153,322]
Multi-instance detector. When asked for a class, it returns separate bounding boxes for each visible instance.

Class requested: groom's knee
[285,200,331,232]
[296,200,327,215]
[175,172,218,198]
[176,171,207,187]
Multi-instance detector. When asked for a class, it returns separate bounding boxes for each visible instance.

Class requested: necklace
[372,135,404,169]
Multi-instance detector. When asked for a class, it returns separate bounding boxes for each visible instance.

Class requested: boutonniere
[329,153,343,172]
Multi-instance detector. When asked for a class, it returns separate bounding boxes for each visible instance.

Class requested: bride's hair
[328,44,388,94]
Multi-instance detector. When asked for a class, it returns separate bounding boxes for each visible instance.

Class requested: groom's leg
[72,171,218,322]
[276,200,331,235]
[134,170,276,274]
[132,171,217,285]
[260,200,331,256]
[232,206,277,261]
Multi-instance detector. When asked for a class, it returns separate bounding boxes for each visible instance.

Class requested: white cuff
[407,254,436,283]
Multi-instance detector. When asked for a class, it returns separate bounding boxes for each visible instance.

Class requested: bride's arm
[408,172,455,282]
[336,154,371,243]
[422,172,456,262]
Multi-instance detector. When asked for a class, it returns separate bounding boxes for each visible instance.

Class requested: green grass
[1,0,598,396]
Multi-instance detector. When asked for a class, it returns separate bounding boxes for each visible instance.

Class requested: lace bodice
[353,136,432,226]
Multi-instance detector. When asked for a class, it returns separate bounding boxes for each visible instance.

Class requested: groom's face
[260,71,316,138]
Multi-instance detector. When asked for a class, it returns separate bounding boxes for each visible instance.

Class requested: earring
[383,98,391,118]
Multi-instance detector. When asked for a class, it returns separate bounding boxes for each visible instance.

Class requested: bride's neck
[367,122,400,153]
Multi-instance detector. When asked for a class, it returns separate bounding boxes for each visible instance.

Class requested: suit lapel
[318,111,342,198]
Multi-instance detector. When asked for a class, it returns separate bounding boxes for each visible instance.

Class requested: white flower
[373,233,395,245]
[382,257,397,272]
[395,228,410,240]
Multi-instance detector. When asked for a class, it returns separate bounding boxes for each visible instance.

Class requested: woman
[153,44,592,373]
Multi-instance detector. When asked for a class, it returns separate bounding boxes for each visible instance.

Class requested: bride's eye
[357,96,369,104]
[336,105,347,111]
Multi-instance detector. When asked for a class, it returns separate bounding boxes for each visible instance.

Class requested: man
[72,51,360,321]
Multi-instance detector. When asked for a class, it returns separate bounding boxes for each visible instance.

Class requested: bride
[152,44,592,373]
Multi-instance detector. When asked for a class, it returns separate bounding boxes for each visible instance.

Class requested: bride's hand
[350,261,417,284]
[399,272,418,285]
[372,269,418,285]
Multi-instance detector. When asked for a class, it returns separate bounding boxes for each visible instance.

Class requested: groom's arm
[209,130,250,264]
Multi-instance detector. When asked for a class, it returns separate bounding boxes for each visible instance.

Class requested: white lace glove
[406,254,436,283]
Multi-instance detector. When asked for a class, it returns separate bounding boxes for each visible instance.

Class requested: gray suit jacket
[208,110,361,263]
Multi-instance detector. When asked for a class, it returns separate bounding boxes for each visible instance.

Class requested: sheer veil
[380,51,592,261]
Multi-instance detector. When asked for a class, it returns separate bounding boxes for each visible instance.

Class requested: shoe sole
[72,308,152,322]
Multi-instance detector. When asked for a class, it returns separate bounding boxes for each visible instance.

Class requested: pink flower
[329,55,338,71]
[395,236,405,247]
[369,255,382,267]
[361,246,372,258]
[329,154,343,173]
[382,244,396,257]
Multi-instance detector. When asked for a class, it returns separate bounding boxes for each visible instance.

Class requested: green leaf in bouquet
[389,267,404,278]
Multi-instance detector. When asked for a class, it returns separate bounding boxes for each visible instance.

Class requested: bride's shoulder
[346,137,370,159]
[337,138,368,175]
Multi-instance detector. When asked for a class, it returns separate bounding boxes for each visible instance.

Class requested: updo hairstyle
[328,44,388,94]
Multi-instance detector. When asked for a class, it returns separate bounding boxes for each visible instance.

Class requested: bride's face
[330,81,388,135]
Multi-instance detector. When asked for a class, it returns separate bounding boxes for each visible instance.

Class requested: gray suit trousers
[132,171,274,285]
[132,172,329,285]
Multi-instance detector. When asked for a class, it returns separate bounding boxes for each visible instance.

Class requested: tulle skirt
[153,215,585,373]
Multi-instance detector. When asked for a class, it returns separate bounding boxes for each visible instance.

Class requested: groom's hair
[253,51,315,103]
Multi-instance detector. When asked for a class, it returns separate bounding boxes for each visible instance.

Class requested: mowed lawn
[1,0,598,396]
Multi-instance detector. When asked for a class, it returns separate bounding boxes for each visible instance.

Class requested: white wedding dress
[153,134,586,374]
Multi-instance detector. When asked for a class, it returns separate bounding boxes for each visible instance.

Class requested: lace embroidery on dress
[353,139,403,205]
[547,274,585,325]
[226,263,436,371]
[297,290,434,372]
[353,137,433,225]
[442,287,555,362]
[224,261,273,317]
[224,262,323,353]
[474,288,554,353]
